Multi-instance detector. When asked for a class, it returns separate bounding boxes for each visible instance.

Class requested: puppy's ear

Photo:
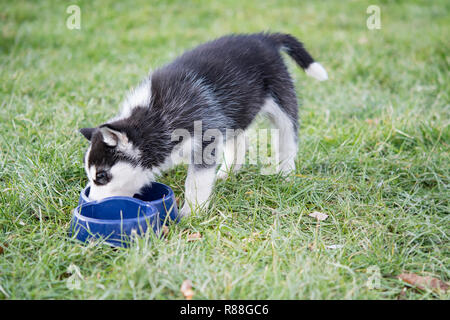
[79,127,96,141]
[98,125,129,148]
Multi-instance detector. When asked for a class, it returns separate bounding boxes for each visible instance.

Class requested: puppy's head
[79,125,153,201]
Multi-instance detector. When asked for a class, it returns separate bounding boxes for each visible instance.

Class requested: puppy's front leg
[180,164,217,216]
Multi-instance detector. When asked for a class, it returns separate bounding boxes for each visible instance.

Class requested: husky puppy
[79,33,327,216]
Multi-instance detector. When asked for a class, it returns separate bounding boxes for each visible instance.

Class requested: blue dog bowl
[69,198,159,247]
[70,182,179,247]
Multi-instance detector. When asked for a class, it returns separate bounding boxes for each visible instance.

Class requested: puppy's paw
[278,160,295,177]
[179,203,192,217]
[216,169,229,180]
[279,166,295,182]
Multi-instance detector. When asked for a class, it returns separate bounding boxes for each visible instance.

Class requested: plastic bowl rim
[81,182,175,207]
[73,197,158,225]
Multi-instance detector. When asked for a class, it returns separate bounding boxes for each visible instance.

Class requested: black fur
[82,32,318,171]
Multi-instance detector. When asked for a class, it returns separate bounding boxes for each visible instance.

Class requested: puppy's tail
[268,33,328,81]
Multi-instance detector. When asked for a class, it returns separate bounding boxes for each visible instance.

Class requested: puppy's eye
[95,171,109,185]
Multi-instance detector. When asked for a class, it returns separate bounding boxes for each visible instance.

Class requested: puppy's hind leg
[261,97,298,176]
[180,164,217,217]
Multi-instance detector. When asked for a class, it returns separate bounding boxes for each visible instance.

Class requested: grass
[0,0,449,299]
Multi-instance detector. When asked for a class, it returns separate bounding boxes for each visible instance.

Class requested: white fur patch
[84,145,94,179]
[88,161,154,200]
[305,62,328,81]
[112,79,152,121]
[118,140,141,161]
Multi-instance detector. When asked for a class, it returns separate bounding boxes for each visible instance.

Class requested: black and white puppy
[79,33,327,216]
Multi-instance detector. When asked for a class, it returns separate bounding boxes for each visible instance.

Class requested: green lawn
[0,0,448,299]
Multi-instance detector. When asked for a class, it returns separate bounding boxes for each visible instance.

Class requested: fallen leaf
[181,279,194,300]
[398,273,449,292]
[308,211,329,221]
[0,243,8,255]
[187,232,202,242]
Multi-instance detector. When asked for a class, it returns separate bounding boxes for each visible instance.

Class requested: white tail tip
[305,62,328,81]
